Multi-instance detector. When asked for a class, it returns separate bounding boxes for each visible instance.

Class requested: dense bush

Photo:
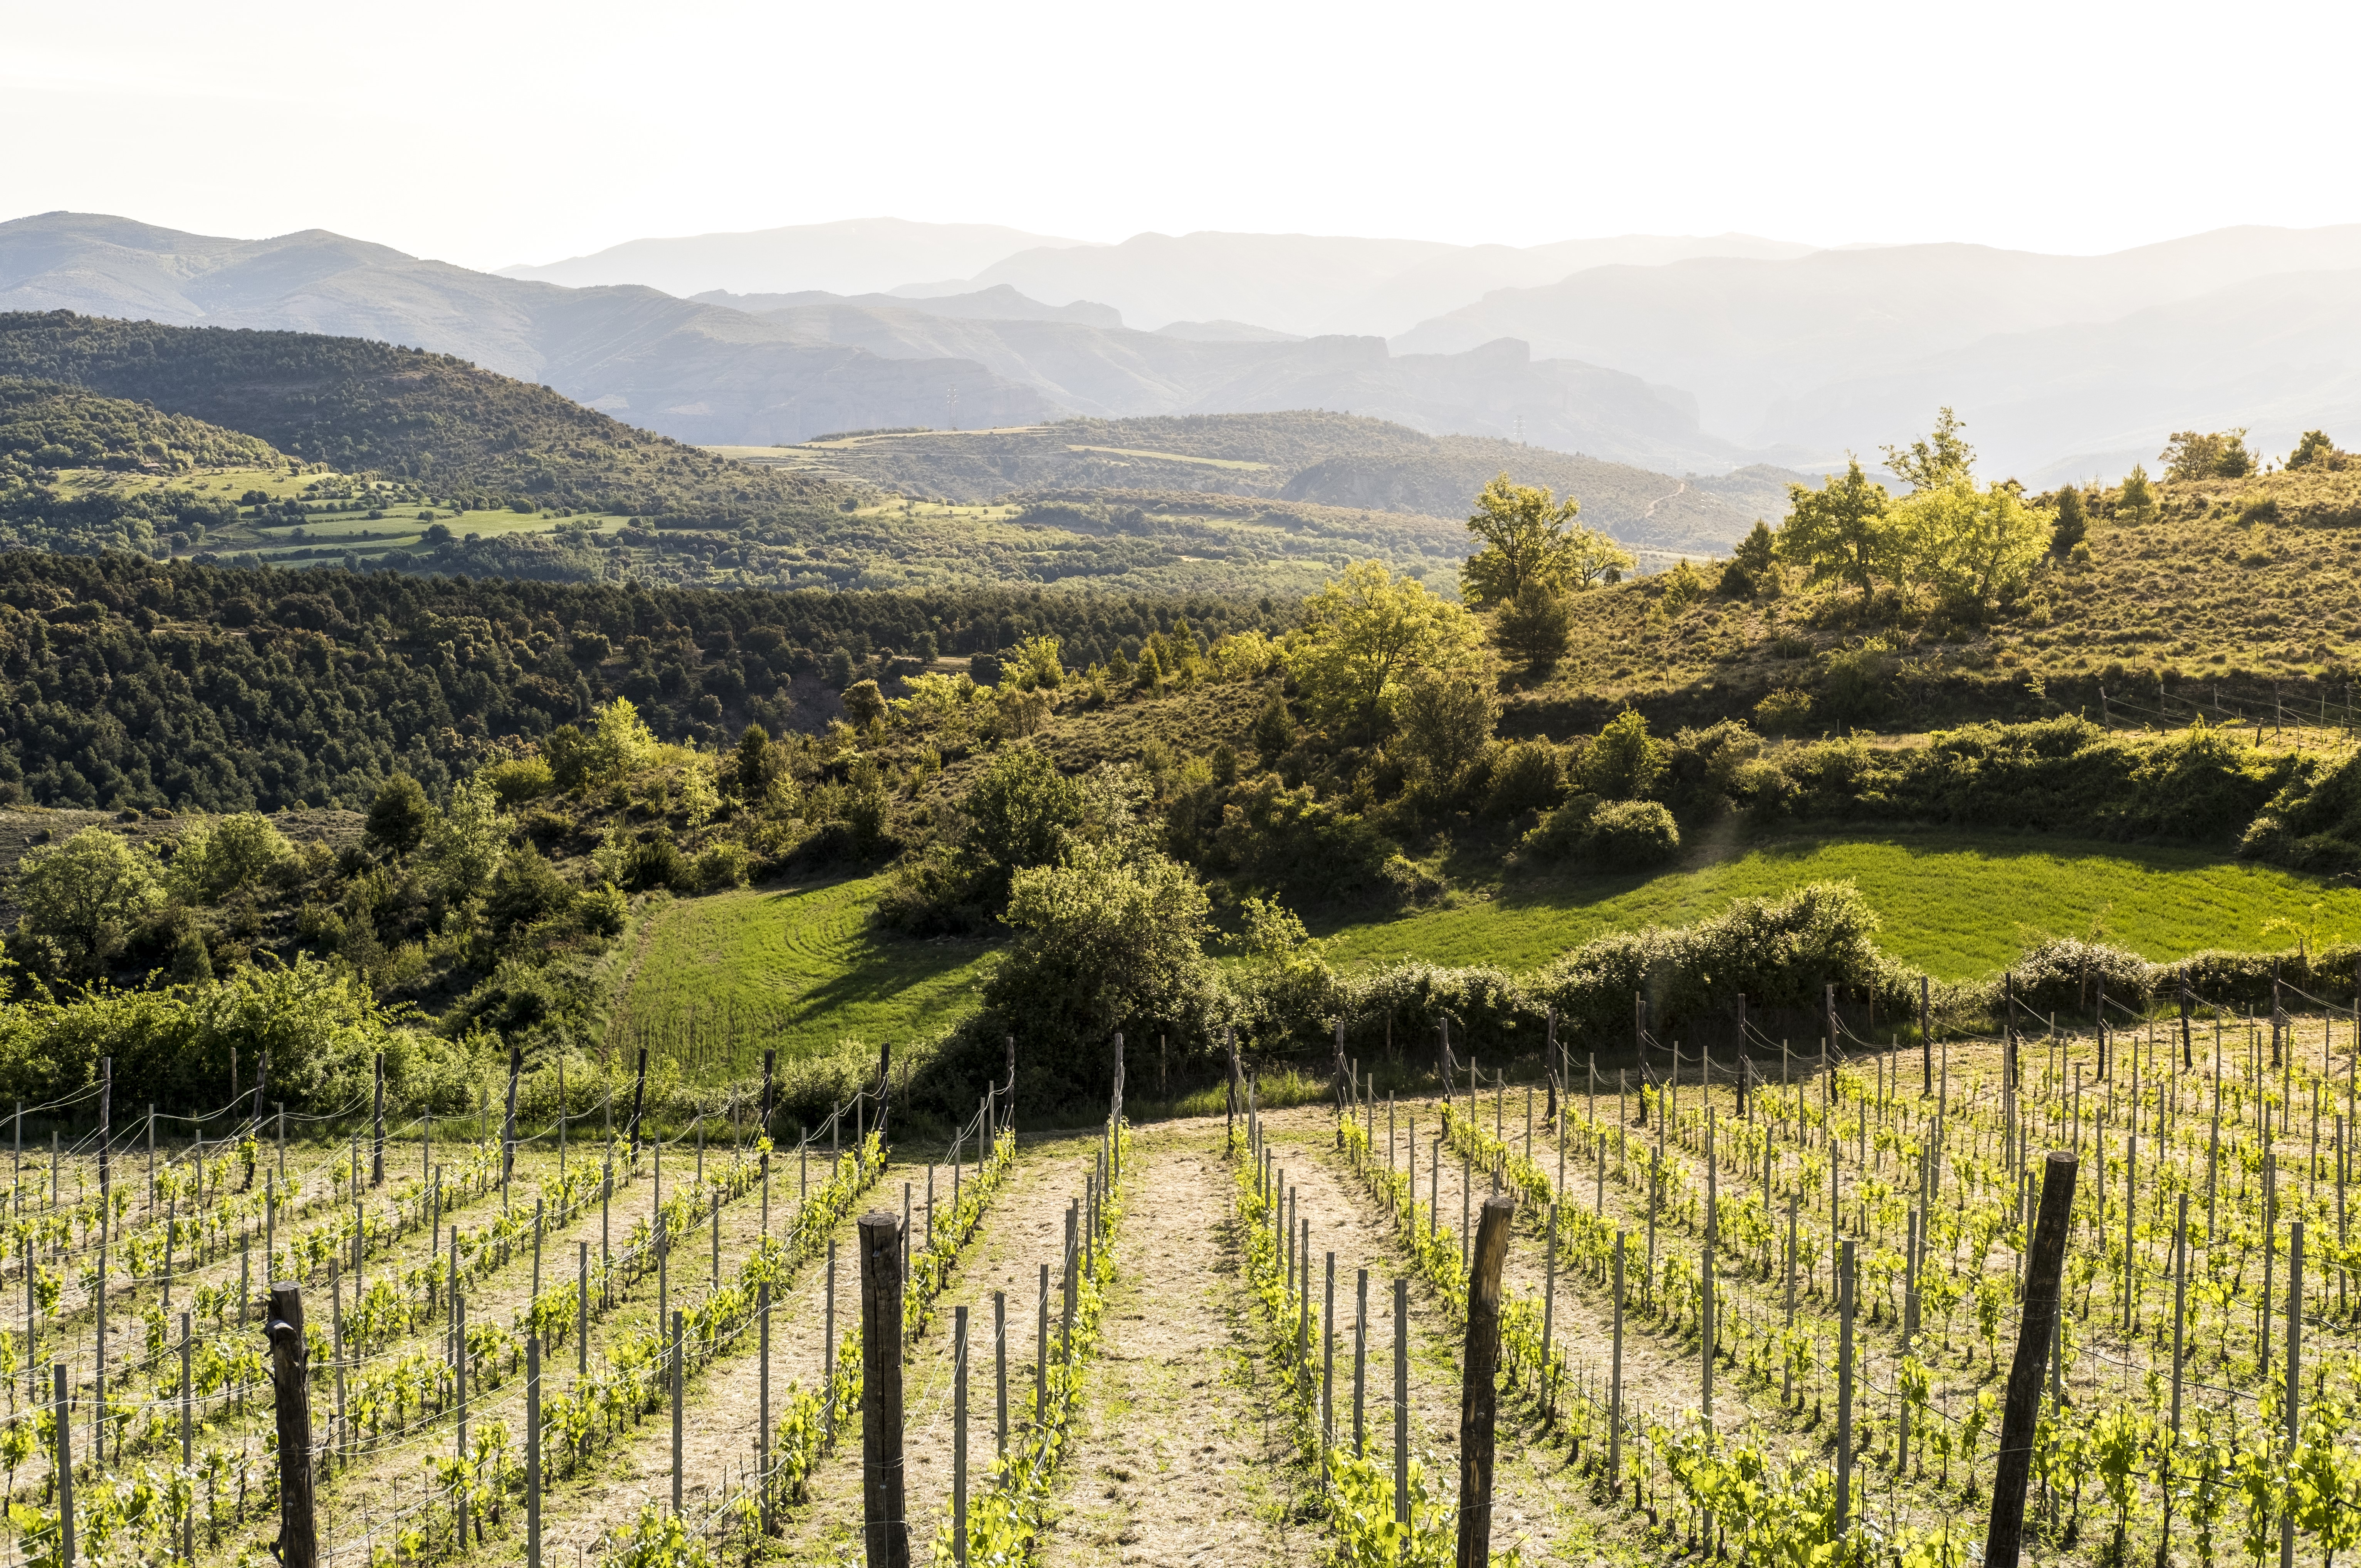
[1585,799,1681,868]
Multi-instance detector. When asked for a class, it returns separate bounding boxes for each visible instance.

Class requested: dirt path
[764,1139,1092,1563]
[1038,1129,1317,1568]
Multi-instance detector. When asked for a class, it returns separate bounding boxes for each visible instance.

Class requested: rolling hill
[743,411,1776,553]
[498,217,1093,297]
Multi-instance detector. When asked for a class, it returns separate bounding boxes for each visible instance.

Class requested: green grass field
[610,876,999,1060]
[1305,830,2361,980]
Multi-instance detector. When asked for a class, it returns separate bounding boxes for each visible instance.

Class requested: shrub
[1575,709,1664,800]
[1481,740,1566,818]
[366,774,432,854]
[483,756,555,807]
[1585,799,1680,869]
[689,840,751,893]
[167,812,294,904]
[1515,794,1598,863]
[1209,775,1398,904]
[1755,688,1815,734]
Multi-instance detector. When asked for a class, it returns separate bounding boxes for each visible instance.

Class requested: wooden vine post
[1985,1151,2078,1568]
[860,1209,908,1568]
[267,1283,317,1568]
[1455,1194,1513,1568]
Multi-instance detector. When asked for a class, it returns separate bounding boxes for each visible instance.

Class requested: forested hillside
[0,311,858,520]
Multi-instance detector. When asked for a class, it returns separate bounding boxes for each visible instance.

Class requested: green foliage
[1889,478,2052,607]
[2288,429,2340,470]
[2162,428,2256,481]
[1881,406,1977,493]
[0,377,280,473]
[366,775,432,854]
[1491,580,1574,671]
[985,848,1216,1106]
[1458,473,1629,605]
[1391,669,1498,790]
[2050,485,2088,553]
[1584,798,1681,869]
[1777,458,1894,601]
[1202,774,1400,905]
[1285,562,1484,735]
[480,756,553,808]
[1577,709,1666,800]
[166,812,294,904]
[1250,693,1297,766]
[0,954,472,1112]
[2118,461,2156,520]
[12,826,162,975]
[1753,687,1814,734]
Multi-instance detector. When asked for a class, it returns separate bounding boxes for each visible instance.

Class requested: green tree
[1891,480,2052,607]
[1284,562,1484,733]
[1578,710,1665,800]
[1458,475,1630,605]
[421,776,509,904]
[1881,407,1976,492]
[840,679,888,730]
[585,697,658,784]
[732,724,773,799]
[1393,669,1497,788]
[169,813,294,904]
[366,775,432,855]
[2288,429,2338,470]
[1777,459,1898,602]
[2161,429,2254,481]
[1492,580,1574,671]
[987,845,1215,1100]
[958,745,1085,911]
[2119,463,2156,521]
[1008,634,1064,691]
[13,828,163,974]
[1251,694,1297,767]
[2050,486,2088,553]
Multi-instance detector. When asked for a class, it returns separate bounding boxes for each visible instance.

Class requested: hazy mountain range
[8,210,2361,507]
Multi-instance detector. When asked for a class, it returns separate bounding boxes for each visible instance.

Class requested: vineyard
[0,987,2351,1567]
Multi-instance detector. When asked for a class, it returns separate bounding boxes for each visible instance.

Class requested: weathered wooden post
[1353,1267,1369,1457]
[526,1334,541,1568]
[1984,1152,2078,1568]
[1393,1275,1411,1532]
[952,1303,969,1568]
[994,1288,1008,1456]
[670,1309,685,1513]
[502,1043,522,1197]
[1836,1238,1856,1538]
[1456,1195,1513,1568]
[625,1048,649,1161]
[1609,1232,1625,1498]
[267,1283,317,1568]
[860,1210,908,1568]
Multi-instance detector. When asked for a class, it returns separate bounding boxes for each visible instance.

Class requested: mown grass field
[1303,828,2361,980]
[609,876,999,1060]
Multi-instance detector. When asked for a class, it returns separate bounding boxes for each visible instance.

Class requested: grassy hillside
[747,411,1766,553]
[0,311,858,521]
[1306,829,2361,981]
[605,877,997,1061]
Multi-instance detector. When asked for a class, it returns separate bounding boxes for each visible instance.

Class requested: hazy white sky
[6,0,2356,271]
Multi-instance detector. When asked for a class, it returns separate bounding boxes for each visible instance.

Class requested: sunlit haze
[5,0,2357,269]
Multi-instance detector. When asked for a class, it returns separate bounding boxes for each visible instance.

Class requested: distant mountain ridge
[498,217,1093,297]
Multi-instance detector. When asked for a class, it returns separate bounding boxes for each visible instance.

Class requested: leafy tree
[13,828,163,974]
[2161,429,2254,481]
[958,746,1085,911]
[1284,562,1484,734]
[486,844,574,936]
[1393,669,1497,788]
[1720,519,1777,595]
[2119,463,2156,521]
[2050,486,2088,553]
[1251,694,1297,767]
[841,679,887,730]
[366,775,433,855]
[1777,459,1897,602]
[2288,429,2338,470]
[421,776,509,903]
[1881,407,1976,492]
[1578,710,1665,800]
[1492,580,1573,671]
[169,813,294,904]
[732,724,773,799]
[1458,475,1631,604]
[987,846,1215,1103]
[1891,480,2052,607]
[1008,634,1064,691]
[585,698,658,784]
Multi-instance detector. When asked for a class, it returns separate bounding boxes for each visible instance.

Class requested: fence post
[1353,1268,1369,1457]
[671,1307,685,1513]
[1609,1232,1625,1499]
[758,1281,772,1533]
[1985,1152,2079,1568]
[1456,1195,1513,1568]
[180,1314,192,1563]
[995,1288,1008,1456]
[860,1209,908,1568]
[267,1283,317,1568]
[1541,1204,1557,1419]
[952,1304,969,1568]
[526,1335,541,1568]
[53,1362,71,1568]
[1836,1238,1856,1539]
[1393,1275,1410,1532]
[2283,1220,2304,1568]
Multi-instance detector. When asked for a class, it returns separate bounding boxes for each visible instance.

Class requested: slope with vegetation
[748,410,1763,553]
